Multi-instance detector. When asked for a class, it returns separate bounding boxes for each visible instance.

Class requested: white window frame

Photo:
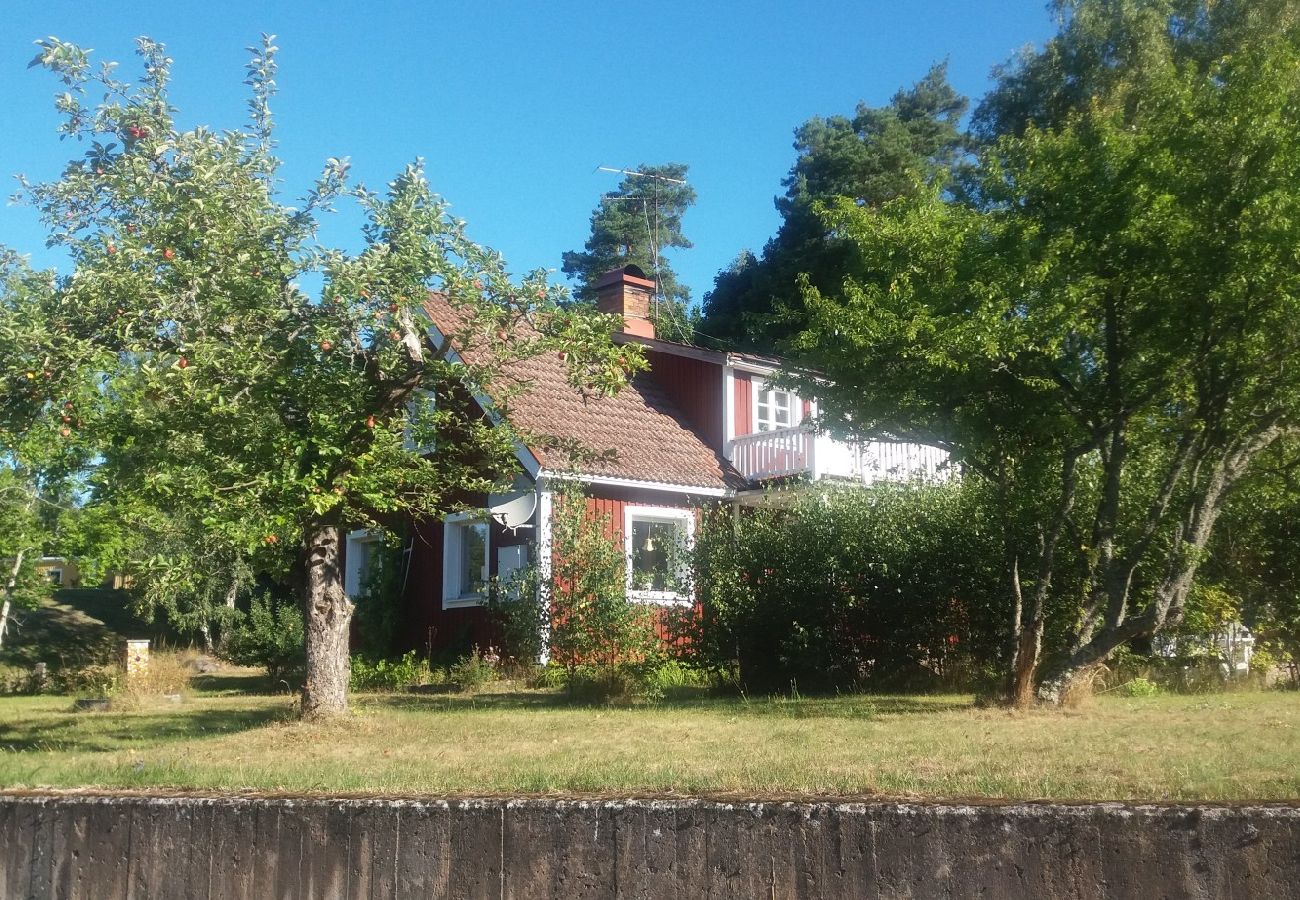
[344,529,386,599]
[752,378,796,433]
[403,388,436,454]
[623,505,695,606]
[443,512,491,609]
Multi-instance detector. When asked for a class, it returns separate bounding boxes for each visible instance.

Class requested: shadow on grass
[362,689,570,713]
[0,703,287,754]
[359,686,974,719]
[192,672,288,695]
[0,589,186,669]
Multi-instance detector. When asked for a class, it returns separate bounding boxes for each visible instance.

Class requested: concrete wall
[2,794,1298,899]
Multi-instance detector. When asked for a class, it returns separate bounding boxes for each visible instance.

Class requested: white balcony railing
[728,424,950,485]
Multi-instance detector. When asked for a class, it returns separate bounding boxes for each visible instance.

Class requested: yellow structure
[34,556,80,588]
[122,640,150,679]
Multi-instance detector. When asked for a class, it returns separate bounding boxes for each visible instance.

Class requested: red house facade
[346,266,949,658]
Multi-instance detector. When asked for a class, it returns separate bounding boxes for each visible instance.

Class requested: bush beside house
[690,481,1007,694]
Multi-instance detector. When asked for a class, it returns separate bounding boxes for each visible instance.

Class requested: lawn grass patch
[0,676,1296,802]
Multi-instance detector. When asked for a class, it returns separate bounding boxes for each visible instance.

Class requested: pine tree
[562,164,697,342]
[699,65,968,351]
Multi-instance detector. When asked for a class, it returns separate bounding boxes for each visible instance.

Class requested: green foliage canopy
[2,36,641,715]
[561,164,697,343]
[698,64,969,351]
[788,0,1300,699]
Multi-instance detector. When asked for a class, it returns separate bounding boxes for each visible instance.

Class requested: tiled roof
[423,293,746,492]
[617,333,784,371]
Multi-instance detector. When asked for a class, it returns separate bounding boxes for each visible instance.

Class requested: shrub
[350,650,430,692]
[559,665,651,703]
[528,663,568,690]
[224,594,305,687]
[53,663,120,698]
[493,482,712,701]
[110,650,194,708]
[690,480,1007,694]
[448,647,498,692]
[1120,676,1162,697]
[503,482,667,695]
[637,659,709,701]
[546,485,664,678]
[489,571,547,668]
[524,659,706,704]
[0,664,44,695]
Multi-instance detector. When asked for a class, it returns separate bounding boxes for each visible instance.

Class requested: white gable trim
[723,364,735,446]
[426,322,542,479]
[725,356,780,377]
[537,470,730,498]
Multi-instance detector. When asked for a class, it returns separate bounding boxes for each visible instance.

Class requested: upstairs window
[443,513,490,608]
[404,389,437,454]
[753,379,794,432]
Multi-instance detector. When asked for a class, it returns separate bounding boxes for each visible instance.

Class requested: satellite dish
[488,487,537,531]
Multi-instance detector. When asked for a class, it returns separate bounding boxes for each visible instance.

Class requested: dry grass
[1,677,1297,802]
[110,651,196,710]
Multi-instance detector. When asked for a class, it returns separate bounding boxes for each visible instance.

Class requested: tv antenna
[595,166,685,324]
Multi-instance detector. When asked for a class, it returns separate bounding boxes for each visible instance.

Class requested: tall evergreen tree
[562,164,697,342]
[699,65,969,351]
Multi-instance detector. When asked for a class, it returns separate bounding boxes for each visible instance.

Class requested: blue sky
[1,1,1057,304]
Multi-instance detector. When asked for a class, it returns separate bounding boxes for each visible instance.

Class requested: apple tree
[0,253,88,651]
[9,36,640,716]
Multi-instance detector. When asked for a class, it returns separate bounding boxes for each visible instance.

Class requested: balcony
[728,424,950,485]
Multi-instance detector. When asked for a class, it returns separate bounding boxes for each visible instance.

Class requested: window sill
[443,594,487,610]
[628,590,693,607]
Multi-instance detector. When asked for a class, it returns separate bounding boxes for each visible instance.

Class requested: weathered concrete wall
[1,794,1298,899]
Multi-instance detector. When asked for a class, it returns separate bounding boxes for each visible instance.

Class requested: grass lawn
[2,673,1298,803]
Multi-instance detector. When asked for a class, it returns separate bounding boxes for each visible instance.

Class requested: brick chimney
[595,265,656,339]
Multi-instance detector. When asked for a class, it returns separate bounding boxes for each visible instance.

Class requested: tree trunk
[300,523,354,719]
[214,577,239,654]
[1037,652,1114,705]
[1006,556,1043,707]
[1037,427,1290,704]
[1010,622,1044,708]
[1005,455,1080,705]
[0,549,25,651]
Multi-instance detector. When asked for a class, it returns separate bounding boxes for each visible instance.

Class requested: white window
[404,389,436,453]
[496,544,530,600]
[344,529,385,599]
[47,568,63,586]
[623,506,694,605]
[753,379,795,432]
[443,513,490,608]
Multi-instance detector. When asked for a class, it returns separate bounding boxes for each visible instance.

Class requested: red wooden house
[346,265,948,656]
